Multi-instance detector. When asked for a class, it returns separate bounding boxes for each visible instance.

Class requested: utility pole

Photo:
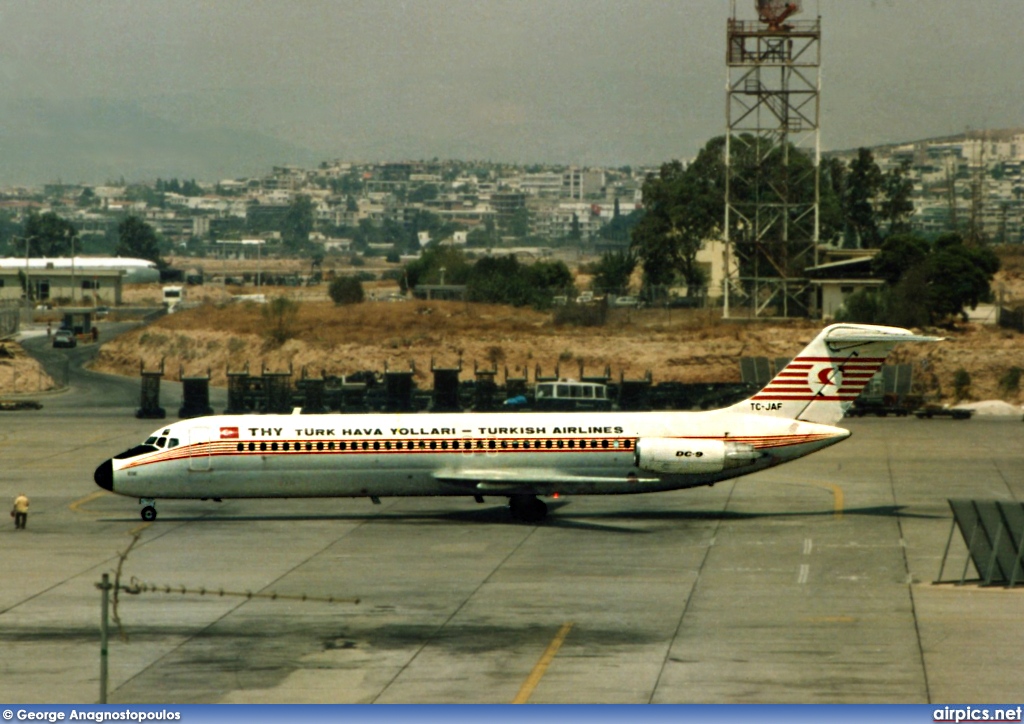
[97,573,111,703]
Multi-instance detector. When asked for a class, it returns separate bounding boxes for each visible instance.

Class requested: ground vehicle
[914,405,972,420]
[52,329,77,348]
[163,285,185,312]
[533,380,613,411]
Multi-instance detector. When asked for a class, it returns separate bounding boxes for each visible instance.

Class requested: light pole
[12,235,34,314]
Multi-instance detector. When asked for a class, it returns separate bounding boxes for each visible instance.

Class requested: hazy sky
[0,0,1021,183]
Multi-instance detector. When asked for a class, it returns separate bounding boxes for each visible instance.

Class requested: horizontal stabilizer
[820,325,943,346]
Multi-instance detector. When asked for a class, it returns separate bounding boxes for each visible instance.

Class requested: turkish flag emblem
[220,427,239,439]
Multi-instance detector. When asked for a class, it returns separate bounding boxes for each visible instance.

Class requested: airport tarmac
[1,340,1023,704]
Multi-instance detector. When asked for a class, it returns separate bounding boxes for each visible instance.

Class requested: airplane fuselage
[94,323,939,522]
[96,409,849,501]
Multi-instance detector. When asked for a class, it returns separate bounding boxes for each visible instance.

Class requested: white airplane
[0,256,160,283]
[94,323,939,523]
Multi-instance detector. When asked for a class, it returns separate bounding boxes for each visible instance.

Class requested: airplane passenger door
[189,426,211,471]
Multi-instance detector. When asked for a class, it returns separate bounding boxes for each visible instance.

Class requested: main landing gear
[508,494,548,523]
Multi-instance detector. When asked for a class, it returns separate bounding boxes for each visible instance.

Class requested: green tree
[630,151,720,296]
[408,184,439,203]
[568,213,581,243]
[281,195,315,252]
[872,233,930,285]
[402,245,472,292]
[845,148,883,248]
[927,232,1000,320]
[328,276,365,305]
[24,212,79,256]
[115,216,164,265]
[880,158,915,236]
[465,255,571,309]
[820,157,849,245]
[599,207,641,243]
[591,249,637,295]
[77,187,98,209]
[506,207,531,238]
[262,296,300,346]
[843,231,999,325]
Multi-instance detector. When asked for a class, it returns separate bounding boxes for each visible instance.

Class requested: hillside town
[1,129,1022,274]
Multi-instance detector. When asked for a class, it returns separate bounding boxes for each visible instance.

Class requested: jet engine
[634,438,763,475]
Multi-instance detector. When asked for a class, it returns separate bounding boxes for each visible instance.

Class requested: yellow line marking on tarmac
[808,482,844,519]
[70,490,109,512]
[512,622,574,704]
[127,522,151,536]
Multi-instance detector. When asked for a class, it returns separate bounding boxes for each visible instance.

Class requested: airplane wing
[433,468,662,495]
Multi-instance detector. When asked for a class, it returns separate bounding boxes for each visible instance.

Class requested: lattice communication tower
[724,1,821,318]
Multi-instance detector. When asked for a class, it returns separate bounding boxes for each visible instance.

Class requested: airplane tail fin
[726,323,942,425]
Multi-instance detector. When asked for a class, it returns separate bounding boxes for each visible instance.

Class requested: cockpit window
[114,445,159,460]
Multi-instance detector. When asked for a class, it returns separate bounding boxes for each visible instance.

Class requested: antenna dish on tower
[755,0,802,31]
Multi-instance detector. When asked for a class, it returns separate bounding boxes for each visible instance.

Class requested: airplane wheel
[509,495,547,523]
[140,506,157,522]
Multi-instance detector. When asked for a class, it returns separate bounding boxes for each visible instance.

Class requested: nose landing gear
[139,499,158,521]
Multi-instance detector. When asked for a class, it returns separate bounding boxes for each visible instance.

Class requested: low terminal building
[0,266,125,306]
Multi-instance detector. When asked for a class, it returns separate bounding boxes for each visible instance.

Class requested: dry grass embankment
[88,296,1024,405]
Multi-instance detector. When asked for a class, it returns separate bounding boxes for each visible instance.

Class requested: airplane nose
[94,459,113,491]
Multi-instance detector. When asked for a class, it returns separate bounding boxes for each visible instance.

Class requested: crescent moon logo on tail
[812,364,842,393]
